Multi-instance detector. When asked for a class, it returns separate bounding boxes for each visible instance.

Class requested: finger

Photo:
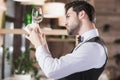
[29,27,33,32]
[38,27,42,33]
[37,28,41,33]
[33,27,40,33]
[41,33,44,38]
[34,27,38,33]
[42,33,45,38]
[42,33,47,43]
[24,34,30,40]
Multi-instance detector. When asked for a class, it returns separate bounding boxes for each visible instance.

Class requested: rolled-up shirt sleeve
[35,42,106,79]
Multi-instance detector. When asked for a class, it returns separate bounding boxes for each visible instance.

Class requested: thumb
[42,32,46,39]
[24,34,30,40]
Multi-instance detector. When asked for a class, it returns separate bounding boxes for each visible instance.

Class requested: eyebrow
[66,13,70,16]
[65,13,69,18]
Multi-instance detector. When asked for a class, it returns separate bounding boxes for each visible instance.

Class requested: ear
[78,10,86,20]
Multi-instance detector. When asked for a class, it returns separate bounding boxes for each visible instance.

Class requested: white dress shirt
[35,29,107,79]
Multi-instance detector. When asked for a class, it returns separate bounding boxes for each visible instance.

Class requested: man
[25,1,108,80]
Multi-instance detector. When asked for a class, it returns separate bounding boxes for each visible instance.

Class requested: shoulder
[72,42,106,68]
[74,42,106,62]
[75,42,104,52]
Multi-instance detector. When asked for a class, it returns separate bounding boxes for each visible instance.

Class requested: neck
[78,21,96,36]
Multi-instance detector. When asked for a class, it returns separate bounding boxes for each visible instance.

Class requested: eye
[66,14,70,18]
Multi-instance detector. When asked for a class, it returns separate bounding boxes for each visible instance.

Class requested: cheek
[66,17,76,27]
[68,18,74,25]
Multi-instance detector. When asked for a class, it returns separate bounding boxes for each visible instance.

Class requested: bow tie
[78,36,84,43]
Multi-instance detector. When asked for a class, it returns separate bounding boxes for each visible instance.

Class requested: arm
[35,43,106,79]
[24,25,49,53]
[25,27,106,79]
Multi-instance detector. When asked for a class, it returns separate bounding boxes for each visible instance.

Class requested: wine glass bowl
[32,7,43,24]
[23,7,43,34]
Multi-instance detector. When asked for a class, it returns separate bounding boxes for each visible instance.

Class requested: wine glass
[23,7,43,34]
[32,7,43,24]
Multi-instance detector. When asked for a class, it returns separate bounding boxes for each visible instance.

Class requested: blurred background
[0,0,120,80]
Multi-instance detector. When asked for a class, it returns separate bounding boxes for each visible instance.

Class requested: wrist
[35,43,42,49]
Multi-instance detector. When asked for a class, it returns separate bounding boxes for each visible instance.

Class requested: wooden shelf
[0,29,68,35]
[47,38,75,42]
[0,29,77,44]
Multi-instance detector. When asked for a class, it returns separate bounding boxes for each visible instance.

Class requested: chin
[69,31,78,35]
[68,31,74,35]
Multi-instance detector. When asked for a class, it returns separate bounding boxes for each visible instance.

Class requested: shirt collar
[80,29,99,42]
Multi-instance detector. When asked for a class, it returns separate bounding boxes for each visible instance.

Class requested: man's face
[65,7,80,35]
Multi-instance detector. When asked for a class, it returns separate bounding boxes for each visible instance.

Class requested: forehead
[66,7,74,14]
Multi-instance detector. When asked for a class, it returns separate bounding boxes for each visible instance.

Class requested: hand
[42,32,50,53]
[24,24,50,52]
[23,23,39,34]
[25,26,43,48]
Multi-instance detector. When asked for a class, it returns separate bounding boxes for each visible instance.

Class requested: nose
[65,21,68,27]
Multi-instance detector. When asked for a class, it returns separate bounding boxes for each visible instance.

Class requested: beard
[68,21,80,35]
[68,28,78,35]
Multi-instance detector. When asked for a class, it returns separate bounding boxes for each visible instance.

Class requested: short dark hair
[65,0,96,23]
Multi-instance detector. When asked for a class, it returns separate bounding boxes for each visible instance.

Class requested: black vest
[58,37,107,80]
